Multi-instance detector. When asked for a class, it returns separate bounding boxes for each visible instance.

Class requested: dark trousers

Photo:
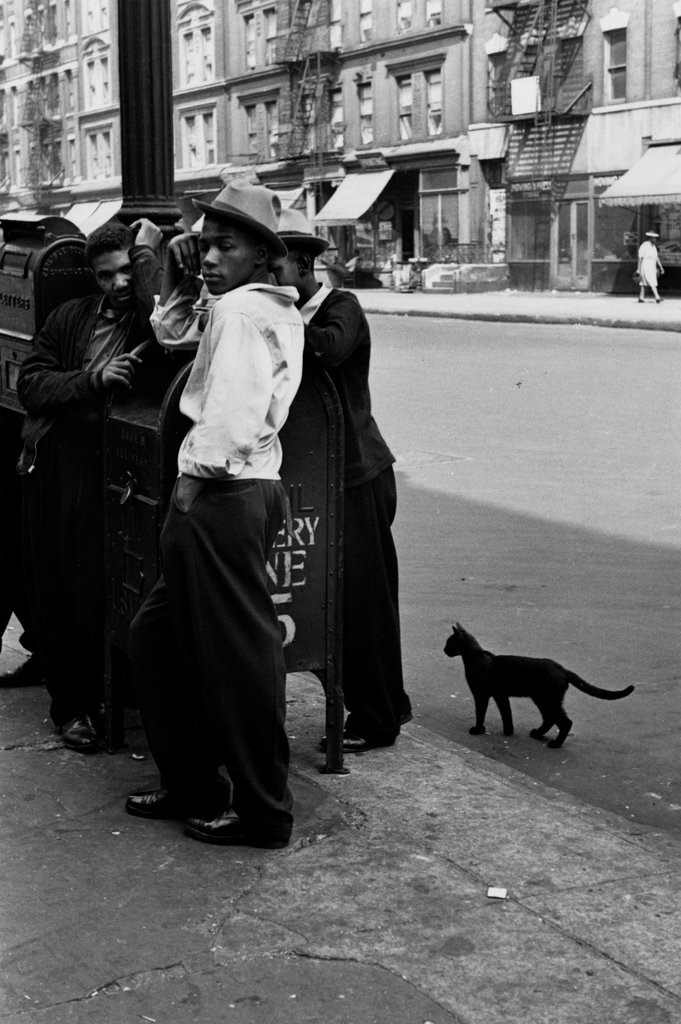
[130,477,293,841]
[22,421,104,724]
[343,465,407,745]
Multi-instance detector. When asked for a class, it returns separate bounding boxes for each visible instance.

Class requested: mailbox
[103,353,345,772]
[0,213,97,415]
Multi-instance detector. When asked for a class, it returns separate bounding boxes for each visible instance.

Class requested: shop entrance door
[555,200,589,290]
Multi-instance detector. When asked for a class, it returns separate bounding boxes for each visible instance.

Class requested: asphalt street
[367,313,681,839]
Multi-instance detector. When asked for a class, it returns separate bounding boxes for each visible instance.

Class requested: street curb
[360,305,681,333]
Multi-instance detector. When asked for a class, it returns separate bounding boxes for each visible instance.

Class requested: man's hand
[100,353,142,390]
[131,218,163,251]
[168,232,201,276]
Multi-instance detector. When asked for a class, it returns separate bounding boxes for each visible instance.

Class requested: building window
[264,8,277,64]
[180,110,215,168]
[67,135,77,181]
[1,142,10,188]
[359,0,372,42]
[397,76,412,140]
[86,0,108,34]
[179,6,215,88]
[397,0,411,32]
[426,0,442,28]
[265,100,278,157]
[8,16,16,58]
[45,74,60,118]
[330,87,344,150]
[330,0,342,48]
[84,46,110,109]
[65,69,74,112]
[358,82,373,144]
[605,28,626,102]
[426,70,442,136]
[246,104,258,154]
[64,0,73,37]
[85,128,112,179]
[244,14,256,69]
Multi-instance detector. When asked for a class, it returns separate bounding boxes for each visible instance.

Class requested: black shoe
[126,788,186,820]
[0,657,45,688]
[318,731,395,754]
[58,715,99,753]
[184,810,289,849]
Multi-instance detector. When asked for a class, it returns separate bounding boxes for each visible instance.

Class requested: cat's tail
[565,670,634,701]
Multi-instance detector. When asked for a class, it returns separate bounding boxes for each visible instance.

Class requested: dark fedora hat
[193,180,287,256]
[277,208,330,255]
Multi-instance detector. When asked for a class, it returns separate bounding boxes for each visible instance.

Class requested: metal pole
[116,0,180,229]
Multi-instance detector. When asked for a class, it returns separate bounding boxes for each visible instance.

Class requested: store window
[420,169,458,260]
[358,82,373,144]
[594,201,637,261]
[397,76,412,140]
[605,28,627,101]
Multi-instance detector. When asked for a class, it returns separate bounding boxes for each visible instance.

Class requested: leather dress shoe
[125,788,186,820]
[184,811,289,849]
[318,731,395,754]
[0,657,45,688]
[59,715,99,753]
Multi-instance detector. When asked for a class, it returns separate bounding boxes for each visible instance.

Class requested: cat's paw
[469,725,486,735]
[547,738,564,748]
[503,728,514,736]
[529,729,545,740]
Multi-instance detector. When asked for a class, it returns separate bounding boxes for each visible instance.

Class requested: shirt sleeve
[149,275,206,350]
[179,310,275,478]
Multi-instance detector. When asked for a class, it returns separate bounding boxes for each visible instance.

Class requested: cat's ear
[451,624,457,633]
[455,622,463,632]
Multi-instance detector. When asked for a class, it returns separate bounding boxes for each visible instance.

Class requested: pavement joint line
[360,306,681,333]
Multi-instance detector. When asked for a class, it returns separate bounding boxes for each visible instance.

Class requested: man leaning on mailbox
[15,218,163,754]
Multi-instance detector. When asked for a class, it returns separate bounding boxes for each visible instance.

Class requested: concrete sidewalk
[1,625,680,1024]
[351,286,681,333]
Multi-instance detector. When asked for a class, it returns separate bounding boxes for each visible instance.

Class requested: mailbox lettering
[0,292,31,310]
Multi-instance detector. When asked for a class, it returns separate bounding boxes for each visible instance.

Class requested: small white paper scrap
[487,887,508,900]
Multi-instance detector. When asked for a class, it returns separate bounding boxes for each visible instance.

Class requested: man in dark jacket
[16,218,162,752]
[269,209,412,751]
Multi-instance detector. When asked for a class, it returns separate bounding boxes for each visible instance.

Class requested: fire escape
[275,0,340,192]
[487,0,592,188]
[18,6,63,205]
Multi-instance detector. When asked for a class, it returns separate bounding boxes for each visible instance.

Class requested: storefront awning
[600,144,681,207]
[64,200,122,234]
[276,186,305,209]
[469,124,509,161]
[312,170,394,225]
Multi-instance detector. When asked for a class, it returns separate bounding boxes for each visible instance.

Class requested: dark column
[116,0,180,230]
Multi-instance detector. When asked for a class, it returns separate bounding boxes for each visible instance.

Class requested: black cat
[444,622,634,748]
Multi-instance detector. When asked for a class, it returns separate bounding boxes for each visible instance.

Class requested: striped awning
[600,144,681,207]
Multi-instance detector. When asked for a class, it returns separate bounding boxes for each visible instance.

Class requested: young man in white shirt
[125,183,304,849]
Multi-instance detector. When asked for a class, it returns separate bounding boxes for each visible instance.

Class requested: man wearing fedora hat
[637,231,664,303]
[269,209,412,754]
[125,182,304,849]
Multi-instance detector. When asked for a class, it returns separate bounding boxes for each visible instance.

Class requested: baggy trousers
[22,420,105,725]
[342,465,406,745]
[130,477,293,841]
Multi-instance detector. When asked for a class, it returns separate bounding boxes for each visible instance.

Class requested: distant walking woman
[637,231,664,303]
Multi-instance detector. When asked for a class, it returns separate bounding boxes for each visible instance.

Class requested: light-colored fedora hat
[193,181,287,256]
[645,230,659,238]
[277,207,330,255]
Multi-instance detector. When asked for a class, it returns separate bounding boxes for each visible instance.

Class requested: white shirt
[177,282,303,480]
